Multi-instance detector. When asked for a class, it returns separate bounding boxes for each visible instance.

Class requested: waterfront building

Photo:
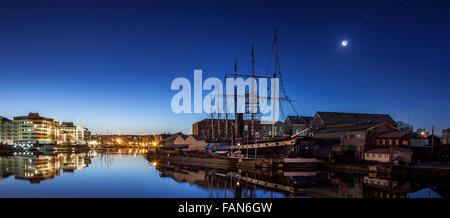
[260,121,285,137]
[192,118,285,140]
[311,112,396,130]
[160,133,188,149]
[13,113,59,145]
[389,146,413,163]
[90,134,156,146]
[376,132,410,147]
[83,128,91,144]
[57,122,88,145]
[311,112,398,160]
[442,128,450,145]
[365,148,390,163]
[0,116,17,144]
[184,135,206,150]
[364,146,412,163]
[410,139,429,147]
[1,113,91,146]
[192,118,235,140]
[284,116,312,136]
[410,132,429,147]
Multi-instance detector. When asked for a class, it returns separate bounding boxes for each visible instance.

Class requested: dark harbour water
[0,150,447,198]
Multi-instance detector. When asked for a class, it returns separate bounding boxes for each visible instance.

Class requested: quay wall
[149,152,274,171]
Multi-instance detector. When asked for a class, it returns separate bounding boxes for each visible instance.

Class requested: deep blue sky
[1,0,449,135]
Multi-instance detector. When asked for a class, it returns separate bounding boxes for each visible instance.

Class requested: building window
[382,140,385,145]
[395,140,399,145]
[389,140,392,145]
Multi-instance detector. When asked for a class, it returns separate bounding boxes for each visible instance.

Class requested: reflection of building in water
[363,176,411,198]
[0,152,90,183]
[157,163,290,198]
[308,173,364,198]
[0,155,60,183]
[155,162,333,198]
[160,167,207,186]
[59,153,90,172]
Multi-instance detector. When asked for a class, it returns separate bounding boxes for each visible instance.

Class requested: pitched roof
[316,112,395,125]
[0,116,11,123]
[189,135,205,141]
[316,123,381,133]
[163,133,187,142]
[391,146,413,153]
[286,116,313,125]
[379,132,408,138]
[366,148,389,154]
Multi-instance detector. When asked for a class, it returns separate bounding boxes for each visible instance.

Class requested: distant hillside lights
[0,113,90,146]
[171,69,280,123]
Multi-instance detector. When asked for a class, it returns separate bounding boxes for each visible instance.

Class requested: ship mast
[251,44,255,139]
[210,110,214,140]
[225,71,228,138]
[234,61,238,140]
[272,30,278,138]
[217,108,221,137]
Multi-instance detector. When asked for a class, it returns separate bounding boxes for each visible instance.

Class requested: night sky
[1,0,449,135]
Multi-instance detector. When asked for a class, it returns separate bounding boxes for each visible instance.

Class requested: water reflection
[0,150,448,198]
[151,157,449,198]
[0,151,95,184]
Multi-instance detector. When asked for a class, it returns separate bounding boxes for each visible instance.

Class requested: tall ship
[196,30,302,159]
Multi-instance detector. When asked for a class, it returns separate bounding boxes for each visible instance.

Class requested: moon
[341,40,349,47]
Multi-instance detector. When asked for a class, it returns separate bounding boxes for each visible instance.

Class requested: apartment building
[57,122,90,145]
[0,113,90,146]
[13,113,59,145]
[0,116,17,144]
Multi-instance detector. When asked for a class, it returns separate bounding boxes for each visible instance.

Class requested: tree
[396,121,412,132]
